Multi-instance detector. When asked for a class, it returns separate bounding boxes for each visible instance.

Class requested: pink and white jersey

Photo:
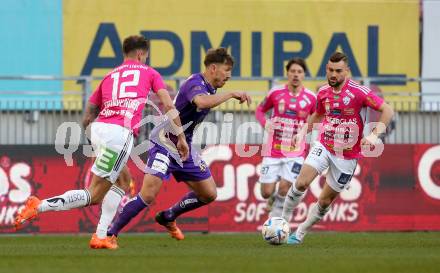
[316,79,384,159]
[256,85,316,158]
[89,60,166,136]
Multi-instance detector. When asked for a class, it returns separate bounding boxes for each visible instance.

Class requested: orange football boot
[155,211,184,240]
[15,196,41,230]
[89,233,118,250]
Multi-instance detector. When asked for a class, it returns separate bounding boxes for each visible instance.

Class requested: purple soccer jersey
[174,73,216,143]
[146,73,215,182]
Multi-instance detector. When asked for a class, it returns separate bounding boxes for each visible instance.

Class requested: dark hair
[329,52,348,64]
[285,58,308,74]
[203,47,234,67]
[122,35,150,55]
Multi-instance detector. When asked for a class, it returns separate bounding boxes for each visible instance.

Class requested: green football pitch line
[0,232,439,273]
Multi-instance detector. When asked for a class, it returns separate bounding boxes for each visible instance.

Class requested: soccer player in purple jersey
[107,48,251,244]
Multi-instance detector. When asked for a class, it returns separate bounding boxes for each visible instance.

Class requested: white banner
[422,0,440,110]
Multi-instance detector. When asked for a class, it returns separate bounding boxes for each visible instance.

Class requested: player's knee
[199,191,217,203]
[295,179,308,192]
[260,185,273,199]
[317,198,332,209]
[139,192,156,204]
[115,178,130,192]
[205,194,217,203]
[196,185,217,203]
[277,185,290,196]
[116,169,131,192]
[87,185,106,205]
[89,193,105,205]
[260,189,272,199]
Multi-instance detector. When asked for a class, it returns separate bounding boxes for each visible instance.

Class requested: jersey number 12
[111,70,140,100]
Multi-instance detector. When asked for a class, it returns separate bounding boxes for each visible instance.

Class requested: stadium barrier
[1,76,440,145]
[0,144,439,233]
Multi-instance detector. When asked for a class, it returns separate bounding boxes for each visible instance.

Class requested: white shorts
[304,141,357,192]
[90,122,134,183]
[258,157,304,184]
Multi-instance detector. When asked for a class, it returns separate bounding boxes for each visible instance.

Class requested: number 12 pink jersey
[89,60,166,136]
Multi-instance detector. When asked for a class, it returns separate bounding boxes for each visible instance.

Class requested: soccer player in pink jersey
[283,52,394,244]
[255,58,316,219]
[14,35,189,249]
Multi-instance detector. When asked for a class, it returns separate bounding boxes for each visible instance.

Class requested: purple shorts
[144,143,211,182]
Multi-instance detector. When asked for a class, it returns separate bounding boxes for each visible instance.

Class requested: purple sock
[163,191,207,221]
[107,194,148,236]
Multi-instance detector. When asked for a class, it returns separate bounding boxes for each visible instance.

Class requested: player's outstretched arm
[156,89,189,161]
[193,91,252,110]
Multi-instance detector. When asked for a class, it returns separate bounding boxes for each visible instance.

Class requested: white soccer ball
[261,217,290,245]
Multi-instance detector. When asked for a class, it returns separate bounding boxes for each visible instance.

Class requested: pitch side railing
[0,75,439,145]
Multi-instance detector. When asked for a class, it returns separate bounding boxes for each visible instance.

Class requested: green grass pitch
[0,232,439,273]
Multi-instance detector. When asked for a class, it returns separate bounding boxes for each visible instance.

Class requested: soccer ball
[261,217,290,245]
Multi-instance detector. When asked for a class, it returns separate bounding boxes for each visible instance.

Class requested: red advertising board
[1,144,439,234]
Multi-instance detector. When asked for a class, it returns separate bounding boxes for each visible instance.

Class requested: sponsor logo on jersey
[274,143,297,152]
[326,116,358,124]
[288,103,296,109]
[199,160,207,172]
[278,99,286,114]
[343,108,355,115]
[290,98,297,103]
[285,109,297,116]
[326,142,353,151]
[333,102,340,107]
[298,110,308,118]
[325,98,331,114]
[331,109,342,115]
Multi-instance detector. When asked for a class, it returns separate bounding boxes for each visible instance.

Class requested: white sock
[38,189,91,212]
[96,185,125,239]
[269,193,285,217]
[296,202,330,241]
[281,184,305,222]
